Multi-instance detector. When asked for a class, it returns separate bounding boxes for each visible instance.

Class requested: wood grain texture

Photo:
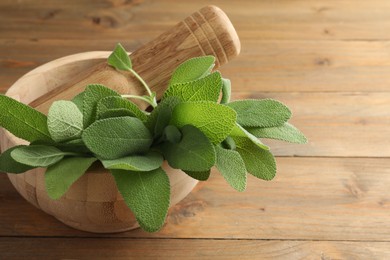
[1,238,389,259]
[1,158,390,241]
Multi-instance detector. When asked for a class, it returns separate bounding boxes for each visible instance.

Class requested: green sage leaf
[71,91,85,112]
[246,123,308,144]
[111,167,170,232]
[220,78,231,104]
[82,117,152,159]
[98,108,136,120]
[169,56,215,85]
[184,170,211,181]
[83,84,120,128]
[215,145,247,192]
[108,43,132,70]
[45,157,97,199]
[0,95,52,142]
[0,146,35,174]
[227,99,291,127]
[96,96,147,121]
[161,125,215,172]
[11,145,71,167]
[170,101,236,144]
[101,152,163,171]
[230,124,269,150]
[234,136,276,181]
[47,100,83,142]
[164,72,222,102]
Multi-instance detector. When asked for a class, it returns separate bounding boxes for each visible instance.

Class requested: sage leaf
[45,157,97,199]
[71,91,85,112]
[108,43,132,71]
[0,146,35,174]
[163,125,182,144]
[220,78,231,104]
[0,95,52,142]
[101,152,163,171]
[83,84,120,128]
[215,145,247,192]
[82,117,152,159]
[111,167,170,232]
[234,136,276,181]
[96,96,147,121]
[169,56,215,85]
[98,108,136,120]
[164,72,222,102]
[246,123,308,144]
[48,100,83,142]
[145,96,181,135]
[184,170,211,181]
[11,145,71,167]
[227,99,291,127]
[230,124,269,150]
[170,101,236,144]
[161,125,215,172]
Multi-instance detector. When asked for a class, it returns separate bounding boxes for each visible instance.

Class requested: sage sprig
[0,43,307,233]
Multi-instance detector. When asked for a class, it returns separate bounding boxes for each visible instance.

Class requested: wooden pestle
[30,5,240,113]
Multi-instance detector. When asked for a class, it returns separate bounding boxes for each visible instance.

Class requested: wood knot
[315,57,331,66]
[168,200,207,225]
[40,9,61,20]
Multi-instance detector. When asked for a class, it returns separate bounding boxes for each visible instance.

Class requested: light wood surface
[1,0,390,259]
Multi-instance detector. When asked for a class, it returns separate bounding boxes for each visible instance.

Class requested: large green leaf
[161,125,215,172]
[111,167,170,232]
[98,108,136,120]
[47,100,83,142]
[169,56,215,85]
[108,43,132,70]
[10,145,72,167]
[164,72,222,102]
[215,145,247,192]
[234,136,276,181]
[0,95,52,142]
[230,124,269,150]
[246,123,308,144]
[45,157,97,199]
[96,96,147,121]
[83,84,120,128]
[0,146,35,174]
[101,152,163,171]
[170,101,236,144]
[227,99,291,127]
[82,117,152,159]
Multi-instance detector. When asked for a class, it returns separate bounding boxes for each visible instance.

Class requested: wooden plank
[3,39,390,92]
[1,0,390,40]
[1,157,390,241]
[1,237,389,259]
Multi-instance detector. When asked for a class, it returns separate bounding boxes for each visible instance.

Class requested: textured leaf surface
[98,108,136,120]
[164,72,222,102]
[102,152,163,171]
[48,101,83,142]
[0,146,35,174]
[97,96,147,121]
[184,170,211,181]
[145,96,181,135]
[169,56,215,85]
[215,145,247,192]
[170,101,236,144]
[220,78,231,104]
[234,136,276,181]
[230,124,269,150]
[45,157,97,199]
[227,99,291,127]
[82,117,152,159]
[71,91,85,112]
[161,125,215,171]
[0,95,51,142]
[247,123,308,144]
[83,84,120,127]
[11,145,69,167]
[111,167,170,232]
[107,43,132,70]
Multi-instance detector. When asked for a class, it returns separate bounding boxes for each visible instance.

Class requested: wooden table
[1,0,390,259]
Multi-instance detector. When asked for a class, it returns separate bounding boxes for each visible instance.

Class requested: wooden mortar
[0,6,240,233]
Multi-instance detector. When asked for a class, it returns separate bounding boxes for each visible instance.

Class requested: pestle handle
[31,5,240,113]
